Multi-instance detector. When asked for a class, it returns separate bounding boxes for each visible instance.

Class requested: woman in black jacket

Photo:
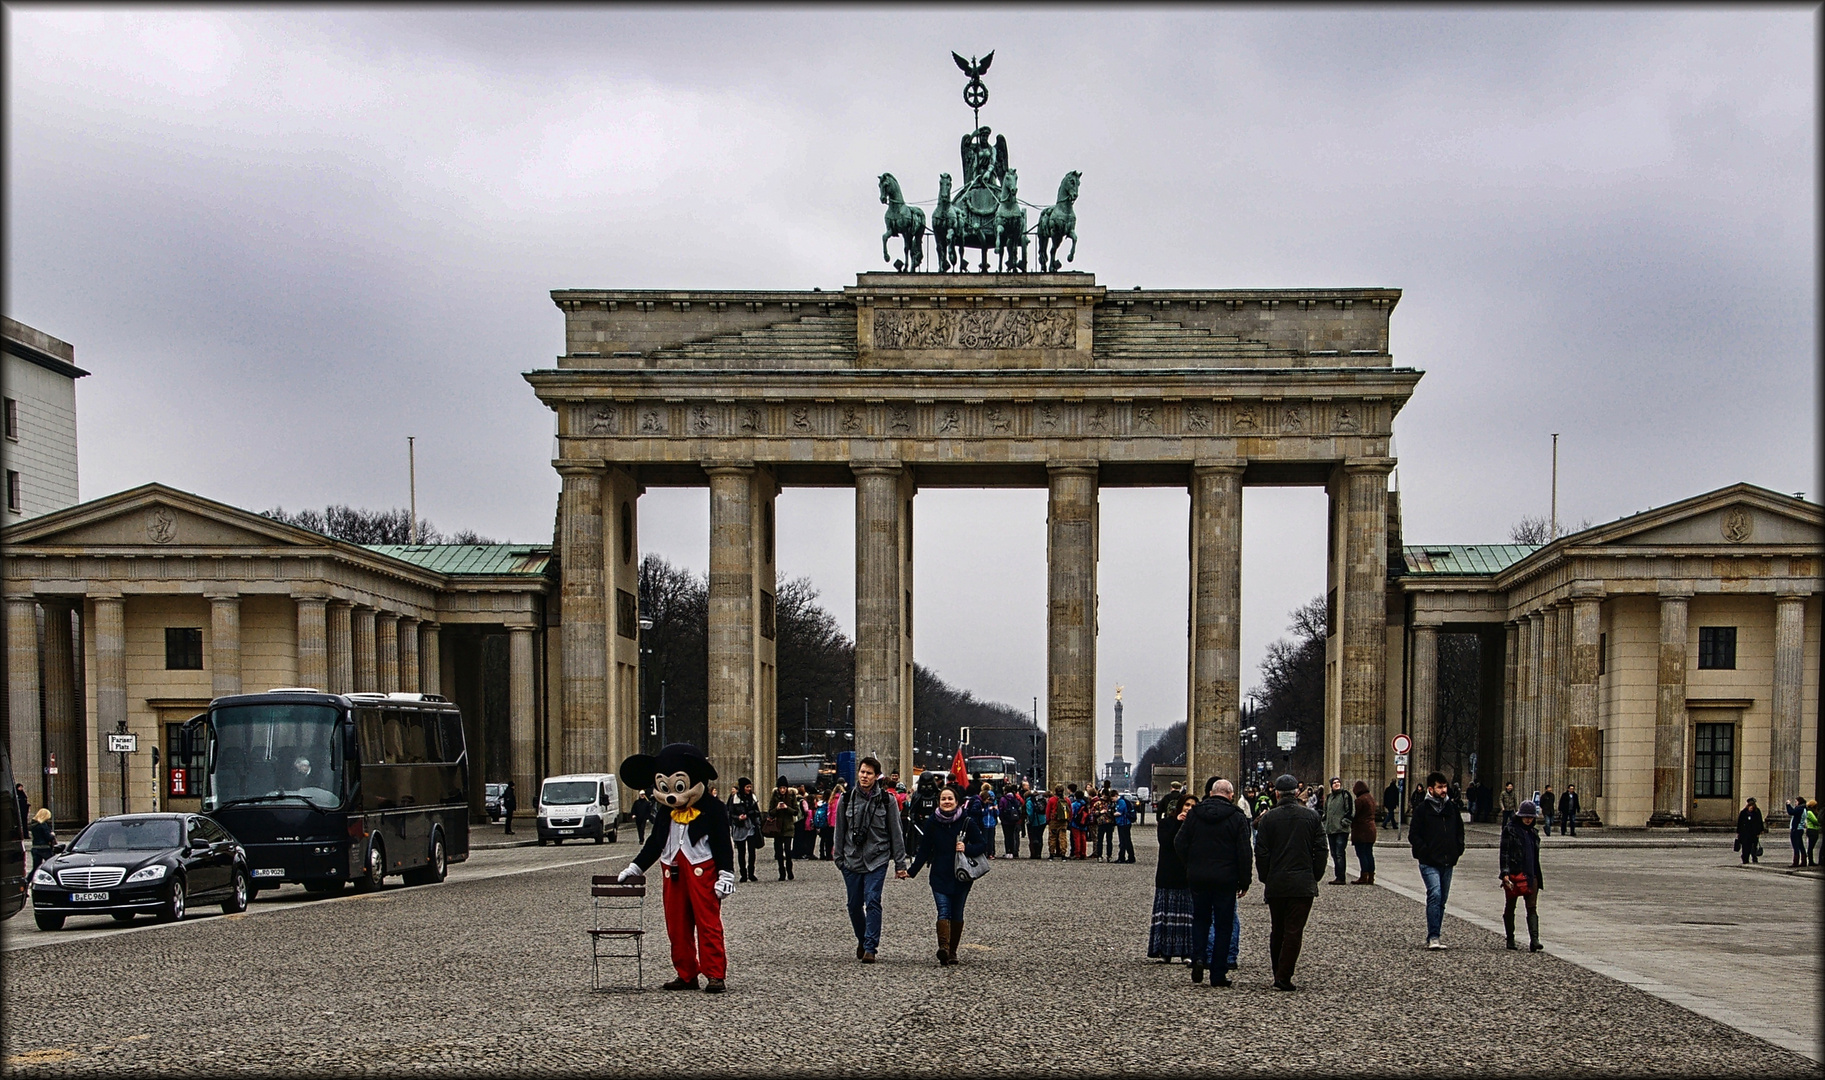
[1736,798,1765,865]
[1500,800,1545,951]
[28,808,54,872]
[1148,792,1196,964]
[905,786,991,965]
[727,779,762,882]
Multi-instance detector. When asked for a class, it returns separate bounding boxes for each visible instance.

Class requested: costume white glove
[713,870,735,899]
[617,863,643,883]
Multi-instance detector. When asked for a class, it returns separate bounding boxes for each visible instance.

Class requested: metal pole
[1549,433,1559,540]
[407,436,418,544]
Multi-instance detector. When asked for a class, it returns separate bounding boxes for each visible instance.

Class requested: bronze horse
[1037,171,1081,273]
[879,173,925,272]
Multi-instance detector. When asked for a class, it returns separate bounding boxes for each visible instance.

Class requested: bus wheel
[354,839,385,893]
[405,831,447,886]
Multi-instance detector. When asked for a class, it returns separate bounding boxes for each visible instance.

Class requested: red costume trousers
[661,858,726,981]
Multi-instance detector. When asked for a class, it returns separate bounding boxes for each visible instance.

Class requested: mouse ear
[618,754,660,793]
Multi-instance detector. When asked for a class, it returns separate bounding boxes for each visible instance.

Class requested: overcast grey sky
[6,7,1816,767]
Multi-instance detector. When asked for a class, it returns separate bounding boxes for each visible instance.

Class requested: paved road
[3,830,1815,1076]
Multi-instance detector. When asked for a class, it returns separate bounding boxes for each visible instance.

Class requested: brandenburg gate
[526,272,1421,791]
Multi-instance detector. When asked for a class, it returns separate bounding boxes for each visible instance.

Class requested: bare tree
[262,505,496,545]
[1510,515,1594,544]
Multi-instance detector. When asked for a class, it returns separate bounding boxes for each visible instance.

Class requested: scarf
[670,807,701,825]
[932,804,965,825]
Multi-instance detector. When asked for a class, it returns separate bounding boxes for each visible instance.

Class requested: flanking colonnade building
[4,271,1817,829]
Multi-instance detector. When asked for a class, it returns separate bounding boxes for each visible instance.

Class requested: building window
[615,588,637,639]
[165,627,203,670]
[759,590,775,640]
[5,471,18,512]
[1693,722,1734,798]
[3,398,17,440]
[1597,633,1607,676]
[1593,729,1605,798]
[1697,626,1737,670]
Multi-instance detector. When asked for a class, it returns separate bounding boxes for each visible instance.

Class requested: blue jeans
[1354,840,1376,875]
[1190,889,1239,969]
[1327,833,1348,879]
[932,884,971,921]
[1206,902,1241,968]
[1418,863,1454,939]
[842,864,888,952]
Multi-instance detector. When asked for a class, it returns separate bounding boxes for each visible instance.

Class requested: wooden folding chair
[589,875,647,991]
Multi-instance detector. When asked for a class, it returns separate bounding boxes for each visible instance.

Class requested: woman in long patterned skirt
[1148,791,1196,962]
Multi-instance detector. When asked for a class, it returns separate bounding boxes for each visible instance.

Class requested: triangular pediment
[1574,484,1822,549]
[2,484,333,550]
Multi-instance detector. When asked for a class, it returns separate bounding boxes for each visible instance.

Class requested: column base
[1645,811,1687,828]
[1572,810,1602,827]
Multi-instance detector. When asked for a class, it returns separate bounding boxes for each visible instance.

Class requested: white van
[536,773,621,845]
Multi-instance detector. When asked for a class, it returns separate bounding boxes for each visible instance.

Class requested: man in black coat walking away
[1558,785,1580,838]
[500,781,517,834]
[1253,773,1326,991]
[1173,777,1253,987]
[1409,771,1466,950]
[1736,798,1765,864]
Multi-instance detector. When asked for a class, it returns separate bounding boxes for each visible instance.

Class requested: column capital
[556,462,605,478]
[1046,461,1100,477]
[505,620,538,634]
[1412,617,1443,632]
[1190,458,1247,475]
[204,592,242,604]
[417,618,441,630]
[4,592,37,605]
[1342,456,1397,474]
[703,461,757,477]
[850,461,904,478]
[1657,587,1694,601]
[1774,589,1811,603]
[1569,582,1606,601]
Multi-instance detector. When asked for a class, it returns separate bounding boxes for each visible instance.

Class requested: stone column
[92,595,127,817]
[558,466,607,774]
[1502,621,1519,791]
[1556,603,1573,789]
[1567,591,1603,821]
[1650,592,1690,826]
[1768,593,1808,820]
[707,465,760,784]
[1409,620,1440,779]
[1514,613,1537,795]
[397,617,420,695]
[603,467,644,779]
[375,613,400,694]
[854,464,910,779]
[419,621,442,696]
[1047,465,1099,791]
[41,601,81,823]
[1187,461,1244,786]
[351,606,378,693]
[6,595,43,809]
[208,594,242,698]
[1539,603,1560,790]
[327,601,353,695]
[295,597,329,691]
[1339,460,1391,789]
[509,623,538,819]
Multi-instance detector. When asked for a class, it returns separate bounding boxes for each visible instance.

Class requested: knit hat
[1517,801,1538,817]
[1274,774,1298,793]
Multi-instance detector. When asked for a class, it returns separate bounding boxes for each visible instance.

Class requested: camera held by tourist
[1501,801,1546,951]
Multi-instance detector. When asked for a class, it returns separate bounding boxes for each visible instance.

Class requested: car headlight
[125,865,168,883]
[32,867,54,886]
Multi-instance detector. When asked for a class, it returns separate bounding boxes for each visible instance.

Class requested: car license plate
[253,868,284,878]
[558,829,575,835]
[71,891,108,902]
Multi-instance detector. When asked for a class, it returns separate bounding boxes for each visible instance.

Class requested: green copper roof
[363,544,552,577]
[1399,544,1539,576]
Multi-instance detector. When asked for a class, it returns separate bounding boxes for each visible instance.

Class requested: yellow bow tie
[670,807,701,825]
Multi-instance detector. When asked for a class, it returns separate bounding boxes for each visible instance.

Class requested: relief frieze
[873,307,1076,350]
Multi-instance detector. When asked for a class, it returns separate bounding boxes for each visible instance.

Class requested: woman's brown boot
[935,919,952,964]
[946,919,964,964]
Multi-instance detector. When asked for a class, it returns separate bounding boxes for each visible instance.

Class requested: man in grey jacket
[832,756,908,963]
[1254,773,1327,992]
[1322,777,1353,885]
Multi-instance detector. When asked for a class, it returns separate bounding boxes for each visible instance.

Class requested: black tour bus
[186,689,469,895]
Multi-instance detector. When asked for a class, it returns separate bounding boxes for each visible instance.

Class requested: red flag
[950,746,970,792]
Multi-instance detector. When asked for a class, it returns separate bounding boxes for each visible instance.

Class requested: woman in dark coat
[905,786,991,965]
[768,776,798,881]
[1148,792,1196,963]
[1349,780,1378,885]
[28,808,55,872]
[1500,800,1545,951]
[1736,798,1765,864]
[727,778,762,882]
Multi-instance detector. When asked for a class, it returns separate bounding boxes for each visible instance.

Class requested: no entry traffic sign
[1392,733,1412,756]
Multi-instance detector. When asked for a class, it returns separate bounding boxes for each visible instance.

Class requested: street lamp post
[638,615,655,753]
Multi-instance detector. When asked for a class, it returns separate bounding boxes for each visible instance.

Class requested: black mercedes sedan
[30,813,250,930]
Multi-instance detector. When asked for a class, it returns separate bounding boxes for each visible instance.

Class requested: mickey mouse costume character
[618,743,736,993]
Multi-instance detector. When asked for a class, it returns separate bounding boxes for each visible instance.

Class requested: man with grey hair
[1254,773,1327,990]
[1174,776,1252,986]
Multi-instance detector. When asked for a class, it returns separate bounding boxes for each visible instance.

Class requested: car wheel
[354,839,385,893]
[221,870,250,914]
[34,911,64,931]
[607,829,618,844]
[157,876,187,923]
[594,828,605,845]
[111,912,137,923]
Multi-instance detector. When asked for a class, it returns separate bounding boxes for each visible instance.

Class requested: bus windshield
[206,703,344,811]
[967,757,1009,775]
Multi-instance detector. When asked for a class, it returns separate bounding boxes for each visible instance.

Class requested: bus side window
[357,709,385,764]
[381,711,407,764]
[400,713,428,764]
[439,713,465,763]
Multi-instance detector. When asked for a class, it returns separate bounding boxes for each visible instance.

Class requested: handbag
[1502,872,1532,899]
[955,844,993,882]
[760,814,780,838]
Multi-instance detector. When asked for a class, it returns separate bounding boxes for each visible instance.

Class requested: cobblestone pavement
[3,831,1816,1077]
